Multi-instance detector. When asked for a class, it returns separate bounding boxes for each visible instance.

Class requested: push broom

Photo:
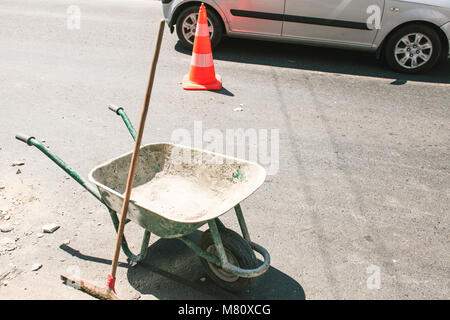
[60,19,165,300]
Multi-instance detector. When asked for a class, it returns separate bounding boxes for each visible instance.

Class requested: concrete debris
[16,169,21,174]
[234,105,244,112]
[0,238,16,252]
[42,223,60,233]
[31,263,42,271]
[0,223,14,232]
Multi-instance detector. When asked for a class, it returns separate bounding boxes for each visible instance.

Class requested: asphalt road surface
[0,0,449,299]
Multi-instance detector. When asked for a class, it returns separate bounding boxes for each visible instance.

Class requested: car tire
[176,5,223,50]
[384,24,443,74]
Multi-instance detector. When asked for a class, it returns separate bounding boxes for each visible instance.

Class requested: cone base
[182,74,222,91]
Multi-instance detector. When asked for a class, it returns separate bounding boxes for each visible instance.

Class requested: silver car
[162,0,450,74]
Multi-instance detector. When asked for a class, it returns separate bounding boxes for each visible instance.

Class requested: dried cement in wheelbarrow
[131,170,230,221]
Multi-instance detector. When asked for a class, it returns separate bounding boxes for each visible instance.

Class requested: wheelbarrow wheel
[199,228,257,293]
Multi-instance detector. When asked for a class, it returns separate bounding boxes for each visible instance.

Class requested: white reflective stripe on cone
[191,52,214,68]
[195,23,210,37]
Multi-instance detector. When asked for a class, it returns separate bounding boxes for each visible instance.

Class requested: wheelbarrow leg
[214,218,226,230]
[234,204,251,242]
[107,209,150,264]
[208,219,229,265]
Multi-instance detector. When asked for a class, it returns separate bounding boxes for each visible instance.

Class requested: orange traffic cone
[183,3,222,90]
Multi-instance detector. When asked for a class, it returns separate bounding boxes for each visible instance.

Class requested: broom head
[60,273,121,300]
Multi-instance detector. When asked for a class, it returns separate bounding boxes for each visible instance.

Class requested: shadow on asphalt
[212,86,234,96]
[126,231,305,300]
[60,231,305,300]
[60,244,129,269]
[175,38,450,85]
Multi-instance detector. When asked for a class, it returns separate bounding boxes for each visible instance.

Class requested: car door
[282,0,385,46]
[214,0,285,36]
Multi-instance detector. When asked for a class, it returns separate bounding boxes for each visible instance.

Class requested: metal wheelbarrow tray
[90,143,266,238]
[15,105,270,293]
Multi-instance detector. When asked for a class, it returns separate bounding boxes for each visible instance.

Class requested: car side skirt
[226,31,378,52]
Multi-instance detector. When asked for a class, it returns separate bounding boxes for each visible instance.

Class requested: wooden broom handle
[110,19,165,279]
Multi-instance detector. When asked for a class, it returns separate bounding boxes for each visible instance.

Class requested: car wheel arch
[377,20,449,60]
[169,1,227,34]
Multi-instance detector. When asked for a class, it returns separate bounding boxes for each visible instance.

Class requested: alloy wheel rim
[394,33,433,69]
[182,13,214,45]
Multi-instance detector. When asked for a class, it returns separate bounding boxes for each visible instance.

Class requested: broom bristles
[60,274,121,300]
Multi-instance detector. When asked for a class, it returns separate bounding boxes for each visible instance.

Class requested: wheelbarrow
[15,105,270,293]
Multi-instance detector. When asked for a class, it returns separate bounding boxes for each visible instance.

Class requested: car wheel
[384,24,442,74]
[176,5,223,50]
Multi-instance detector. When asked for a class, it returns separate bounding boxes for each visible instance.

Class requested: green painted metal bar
[184,217,270,278]
[27,138,103,202]
[234,204,251,242]
[178,236,221,266]
[208,219,229,266]
[215,218,226,230]
[117,109,137,141]
[107,105,137,140]
[108,209,150,263]
[210,217,270,278]
[221,242,271,278]
[17,134,149,263]
[180,224,271,278]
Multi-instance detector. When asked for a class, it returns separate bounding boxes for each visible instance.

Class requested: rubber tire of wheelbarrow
[199,228,258,293]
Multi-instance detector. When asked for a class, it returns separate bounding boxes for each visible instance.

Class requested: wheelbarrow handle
[15,134,35,146]
[107,104,137,141]
[14,134,103,202]
[107,104,124,115]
